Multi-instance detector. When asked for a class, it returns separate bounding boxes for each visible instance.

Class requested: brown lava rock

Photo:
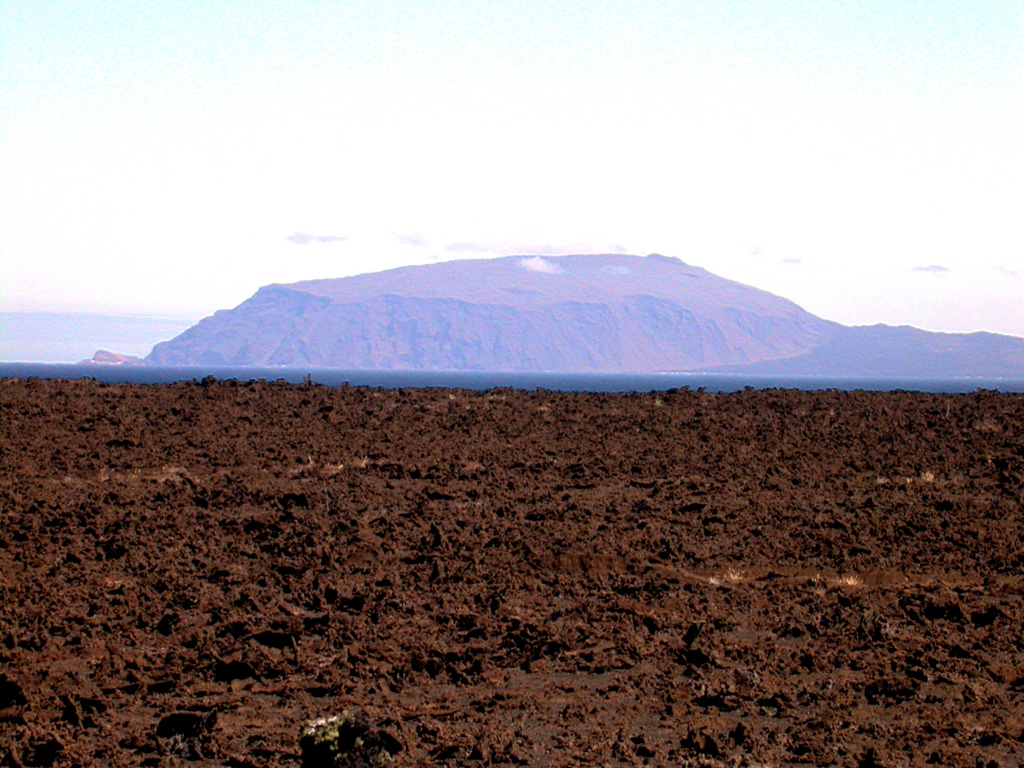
[1,377,1023,766]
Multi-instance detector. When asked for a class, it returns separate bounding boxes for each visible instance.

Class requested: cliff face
[146,253,1024,375]
[147,254,835,371]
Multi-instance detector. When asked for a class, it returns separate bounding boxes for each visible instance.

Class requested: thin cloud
[519,256,562,274]
[993,265,1020,277]
[781,258,802,264]
[395,233,425,246]
[287,232,347,245]
[446,240,630,256]
[912,265,951,273]
[446,242,488,253]
[522,242,631,257]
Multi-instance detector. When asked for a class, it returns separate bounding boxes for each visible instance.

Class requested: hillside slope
[147,254,833,371]
[146,253,1024,375]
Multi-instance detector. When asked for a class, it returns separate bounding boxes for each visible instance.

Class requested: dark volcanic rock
[3,378,1024,766]
[145,253,1024,375]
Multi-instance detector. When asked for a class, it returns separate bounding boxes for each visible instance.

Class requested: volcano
[146,254,1024,376]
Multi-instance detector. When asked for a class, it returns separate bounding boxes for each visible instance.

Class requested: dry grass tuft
[709,568,746,586]
[722,568,745,583]
[829,573,863,588]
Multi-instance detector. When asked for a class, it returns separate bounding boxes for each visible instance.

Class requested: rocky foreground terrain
[1,378,1023,766]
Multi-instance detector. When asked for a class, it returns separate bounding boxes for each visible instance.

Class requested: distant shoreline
[3,361,1024,394]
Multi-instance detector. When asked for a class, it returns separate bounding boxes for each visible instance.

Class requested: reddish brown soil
[2,378,1023,767]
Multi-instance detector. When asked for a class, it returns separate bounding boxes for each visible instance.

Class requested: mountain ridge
[144,254,1024,376]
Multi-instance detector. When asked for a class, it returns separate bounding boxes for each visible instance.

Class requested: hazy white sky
[2,1,1023,335]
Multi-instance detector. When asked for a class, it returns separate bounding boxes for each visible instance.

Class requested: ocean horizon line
[3,362,1024,394]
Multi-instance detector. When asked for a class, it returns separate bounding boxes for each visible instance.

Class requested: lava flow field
[1,378,1023,767]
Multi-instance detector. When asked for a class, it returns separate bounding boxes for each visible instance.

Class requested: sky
[2,0,1023,338]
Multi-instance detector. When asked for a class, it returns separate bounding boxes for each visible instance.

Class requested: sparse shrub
[299,710,402,767]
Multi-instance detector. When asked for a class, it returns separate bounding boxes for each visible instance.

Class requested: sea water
[2,362,1023,393]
